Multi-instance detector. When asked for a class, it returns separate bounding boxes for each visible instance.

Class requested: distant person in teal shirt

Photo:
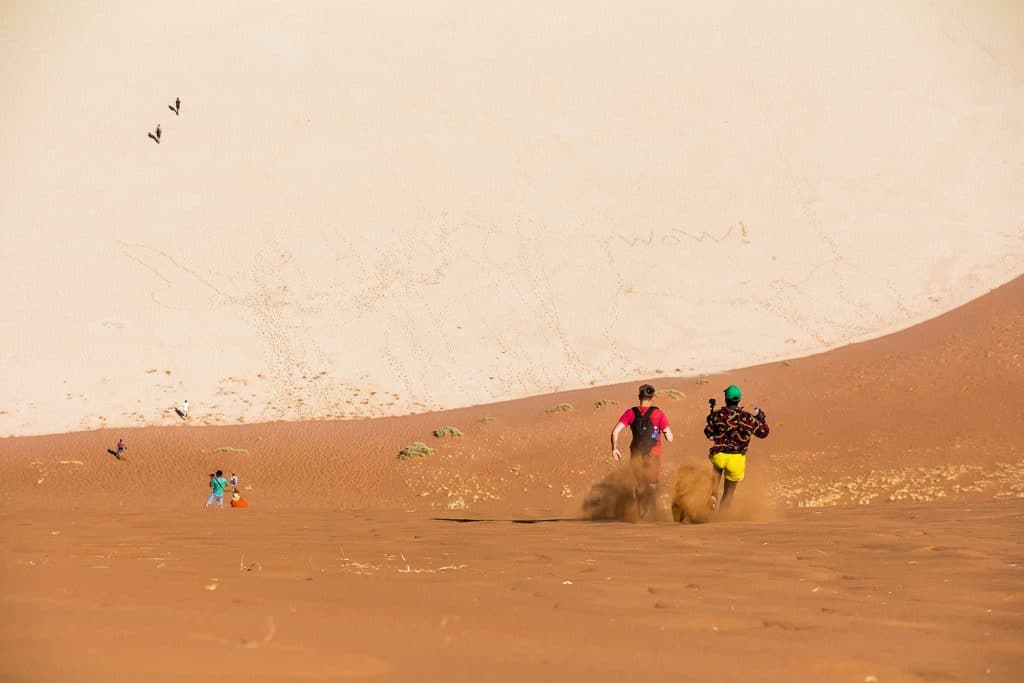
[206,470,229,507]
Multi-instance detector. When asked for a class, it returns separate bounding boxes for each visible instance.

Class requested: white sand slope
[1,1,1022,436]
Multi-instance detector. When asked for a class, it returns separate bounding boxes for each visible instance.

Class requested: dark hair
[638,384,656,401]
[216,470,223,477]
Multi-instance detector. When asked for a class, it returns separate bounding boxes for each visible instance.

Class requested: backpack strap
[630,407,641,436]
[637,406,658,419]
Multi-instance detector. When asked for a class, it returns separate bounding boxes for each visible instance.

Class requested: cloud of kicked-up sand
[581,459,779,524]
[673,459,780,523]
[671,463,717,524]
[581,460,710,522]
[580,465,640,522]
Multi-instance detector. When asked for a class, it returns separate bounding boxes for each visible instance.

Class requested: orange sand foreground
[4,4,1023,680]
[1,277,1022,682]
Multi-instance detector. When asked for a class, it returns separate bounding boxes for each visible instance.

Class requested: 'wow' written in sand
[612,221,750,248]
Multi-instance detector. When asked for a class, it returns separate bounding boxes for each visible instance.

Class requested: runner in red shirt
[610,384,674,518]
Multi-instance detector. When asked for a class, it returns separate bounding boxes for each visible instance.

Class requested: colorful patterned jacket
[704,406,769,455]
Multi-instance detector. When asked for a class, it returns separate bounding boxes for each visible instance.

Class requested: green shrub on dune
[433,426,463,438]
[398,442,437,459]
[655,389,685,400]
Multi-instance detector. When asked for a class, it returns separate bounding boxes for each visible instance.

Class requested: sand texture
[2,1,1023,436]
[3,2,1023,680]
[1,273,1022,682]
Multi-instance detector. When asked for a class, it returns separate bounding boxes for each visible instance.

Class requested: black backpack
[630,406,660,454]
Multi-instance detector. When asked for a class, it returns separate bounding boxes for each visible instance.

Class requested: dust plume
[670,462,717,524]
[580,465,640,521]
[717,468,780,523]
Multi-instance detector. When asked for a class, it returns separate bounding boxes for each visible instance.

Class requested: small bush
[594,399,620,409]
[478,416,495,423]
[695,378,711,385]
[398,442,436,459]
[433,426,463,438]
[546,403,573,413]
[655,389,685,400]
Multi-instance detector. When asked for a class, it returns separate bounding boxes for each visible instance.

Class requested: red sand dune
[3,5,1022,680]
[2,276,1021,514]
[0,278,1022,682]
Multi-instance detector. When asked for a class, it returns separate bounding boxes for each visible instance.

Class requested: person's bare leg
[631,455,658,519]
[641,455,661,519]
[635,479,653,518]
[710,466,723,510]
[639,482,657,518]
[720,478,738,509]
[630,456,646,518]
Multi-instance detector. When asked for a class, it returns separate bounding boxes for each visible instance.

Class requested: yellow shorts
[710,452,746,482]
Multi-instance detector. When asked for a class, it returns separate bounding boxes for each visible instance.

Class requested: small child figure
[180,399,190,419]
[116,437,126,460]
[230,492,249,508]
[230,472,239,493]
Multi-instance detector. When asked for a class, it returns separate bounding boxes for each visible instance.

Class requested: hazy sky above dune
[1,1,1022,435]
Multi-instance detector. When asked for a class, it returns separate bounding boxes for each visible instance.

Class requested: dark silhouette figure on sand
[169,97,180,115]
[175,399,189,420]
[148,124,161,144]
[107,437,127,461]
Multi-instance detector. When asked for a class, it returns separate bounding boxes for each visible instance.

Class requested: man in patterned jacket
[704,385,769,509]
